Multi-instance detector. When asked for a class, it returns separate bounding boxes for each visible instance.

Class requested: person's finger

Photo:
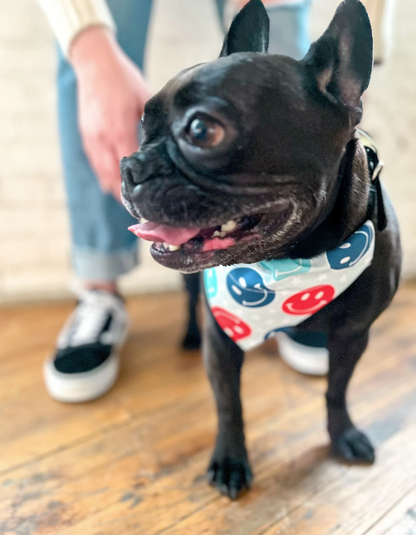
[101,148,122,202]
[115,126,140,162]
[85,140,110,191]
[110,180,122,202]
[85,136,120,199]
[107,161,122,202]
[102,143,123,202]
[83,137,108,192]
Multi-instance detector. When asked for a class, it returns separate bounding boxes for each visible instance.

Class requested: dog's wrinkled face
[121,0,373,273]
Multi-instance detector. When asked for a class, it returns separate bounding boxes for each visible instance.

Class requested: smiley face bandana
[204,221,375,351]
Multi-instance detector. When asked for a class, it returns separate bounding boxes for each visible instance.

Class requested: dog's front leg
[327,330,375,463]
[203,302,252,500]
[181,273,201,350]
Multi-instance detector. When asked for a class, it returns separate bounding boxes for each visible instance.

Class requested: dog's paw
[207,455,253,500]
[331,427,375,464]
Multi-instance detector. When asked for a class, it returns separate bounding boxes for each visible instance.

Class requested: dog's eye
[187,118,225,148]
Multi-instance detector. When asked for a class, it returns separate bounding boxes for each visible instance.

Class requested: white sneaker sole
[44,352,120,403]
[44,327,128,403]
[276,332,329,376]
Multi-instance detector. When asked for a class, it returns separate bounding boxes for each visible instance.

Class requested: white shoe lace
[57,290,124,349]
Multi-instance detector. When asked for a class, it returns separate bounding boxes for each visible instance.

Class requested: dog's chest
[204,221,375,350]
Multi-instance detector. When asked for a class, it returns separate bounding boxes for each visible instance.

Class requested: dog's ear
[304,0,373,125]
[220,0,269,57]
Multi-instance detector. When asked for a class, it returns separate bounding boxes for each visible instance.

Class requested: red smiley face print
[211,307,252,342]
[282,285,335,315]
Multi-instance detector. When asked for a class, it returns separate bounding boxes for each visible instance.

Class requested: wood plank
[254,419,416,535]
[121,387,416,535]
[0,355,322,531]
[363,486,416,535]
[0,326,412,533]
[0,285,415,535]
[0,293,203,472]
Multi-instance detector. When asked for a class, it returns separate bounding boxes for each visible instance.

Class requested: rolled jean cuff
[72,242,139,281]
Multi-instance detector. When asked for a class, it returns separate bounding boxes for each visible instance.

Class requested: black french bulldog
[121,0,401,500]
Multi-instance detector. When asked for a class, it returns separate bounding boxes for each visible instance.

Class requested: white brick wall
[0,0,415,304]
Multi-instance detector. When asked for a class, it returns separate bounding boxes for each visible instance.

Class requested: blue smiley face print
[259,258,312,282]
[204,268,218,298]
[227,267,275,308]
[327,222,374,270]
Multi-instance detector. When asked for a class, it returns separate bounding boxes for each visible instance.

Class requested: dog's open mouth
[128,215,262,256]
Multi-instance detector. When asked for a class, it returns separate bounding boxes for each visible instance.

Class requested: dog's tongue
[128,221,201,245]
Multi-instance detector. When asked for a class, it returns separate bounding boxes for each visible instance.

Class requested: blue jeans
[57,0,310,281]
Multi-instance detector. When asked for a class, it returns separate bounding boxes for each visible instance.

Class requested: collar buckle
[372,160,384,182]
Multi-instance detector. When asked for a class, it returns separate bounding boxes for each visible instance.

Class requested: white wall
[0,0,414,304]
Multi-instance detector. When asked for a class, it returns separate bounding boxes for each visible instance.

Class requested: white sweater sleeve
[37,0,116,57]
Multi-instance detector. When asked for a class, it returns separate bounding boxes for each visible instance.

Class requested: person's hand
[69,27,151,201]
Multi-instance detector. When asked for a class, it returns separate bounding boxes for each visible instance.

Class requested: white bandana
[204,220,375,351]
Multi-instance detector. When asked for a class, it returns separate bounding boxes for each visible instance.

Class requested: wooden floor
[1,285,416,535]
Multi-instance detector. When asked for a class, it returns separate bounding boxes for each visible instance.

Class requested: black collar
[287,131,387,260]
[362,134,387,232]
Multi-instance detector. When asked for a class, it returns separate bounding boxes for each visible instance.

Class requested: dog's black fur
[181,272,201,350]
[121,0,401,500]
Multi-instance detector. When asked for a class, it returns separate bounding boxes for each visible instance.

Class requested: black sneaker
[44,289,128,402]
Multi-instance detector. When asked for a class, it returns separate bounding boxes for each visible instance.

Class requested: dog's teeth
[140,217,148,223]
[221,220,237,232]
[167,244,180,251]
[213,230,227,238]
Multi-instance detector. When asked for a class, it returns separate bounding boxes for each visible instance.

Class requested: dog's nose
[120,154,144,189]
[121,150,175,192]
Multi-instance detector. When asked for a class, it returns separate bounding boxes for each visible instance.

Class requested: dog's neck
[287,134,373,260]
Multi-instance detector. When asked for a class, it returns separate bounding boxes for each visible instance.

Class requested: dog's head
[121,0,373,273]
